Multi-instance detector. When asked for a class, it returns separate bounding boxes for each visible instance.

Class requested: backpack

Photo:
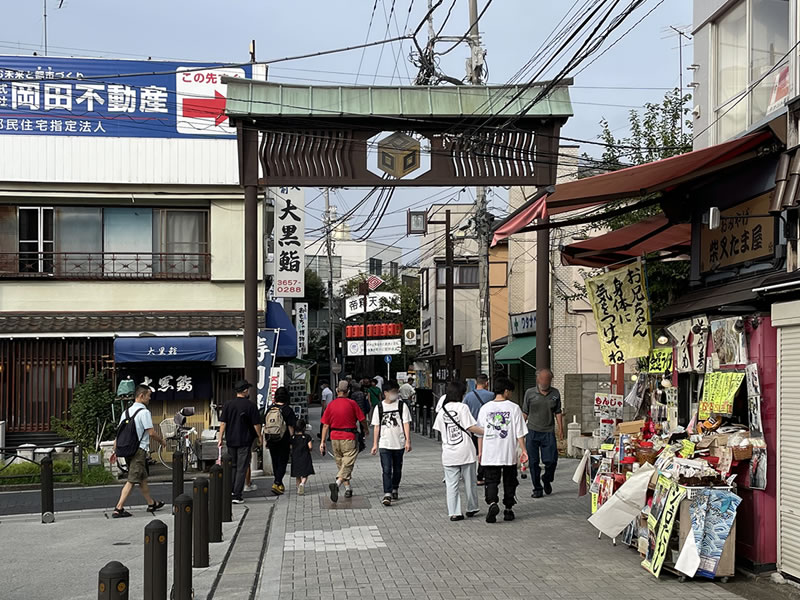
[264,405,287,441]
[376,400,409,441]
[115,406,146,458]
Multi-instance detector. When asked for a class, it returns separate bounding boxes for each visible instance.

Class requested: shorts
[126,448,149,484]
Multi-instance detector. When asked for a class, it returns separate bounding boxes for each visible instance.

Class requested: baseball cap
[234,379,253,393]
[336,380,350,394]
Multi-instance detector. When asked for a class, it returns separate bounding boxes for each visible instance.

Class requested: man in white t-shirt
[398,377,416,405]
[370,380,412,506]
[434,397,484,521]
[477,376,528,523]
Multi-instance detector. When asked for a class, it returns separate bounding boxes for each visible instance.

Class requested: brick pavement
[259,409,745,600]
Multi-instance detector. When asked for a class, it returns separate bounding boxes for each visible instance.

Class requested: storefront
[494,334,536,404]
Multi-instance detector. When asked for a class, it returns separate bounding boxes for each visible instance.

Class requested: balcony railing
[0,252,211,280]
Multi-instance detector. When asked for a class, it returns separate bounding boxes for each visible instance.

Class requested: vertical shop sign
[295,302,309,356]
[274,187,305,298]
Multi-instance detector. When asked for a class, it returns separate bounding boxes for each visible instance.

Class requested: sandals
[112,507,132,518]
[146,500,165,513]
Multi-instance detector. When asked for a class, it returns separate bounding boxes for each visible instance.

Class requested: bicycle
[157,407,198,472]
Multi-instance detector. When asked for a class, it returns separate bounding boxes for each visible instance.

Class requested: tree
[51,370,116,451]
[584,88,693,313]
[303,268,327,311]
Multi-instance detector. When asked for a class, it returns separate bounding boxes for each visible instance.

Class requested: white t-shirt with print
[370,400,412,450]
[435,394,445,413]
[477,399,527,466]
[119,403,154,450]
[433,402,478,466]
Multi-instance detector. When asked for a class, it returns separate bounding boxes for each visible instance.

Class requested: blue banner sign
[0,56,252,138]
[257,329,280,410]
[114,336,217,363]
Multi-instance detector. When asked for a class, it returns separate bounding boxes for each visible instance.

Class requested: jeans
[525,430,558,492]
[267,438,291,486]
[228,445,251,500]
[483,464,518,508]
[379,448,404,494]
[443,462,478,516]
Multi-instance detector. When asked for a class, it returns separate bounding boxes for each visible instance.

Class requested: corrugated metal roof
[224,80,573,120]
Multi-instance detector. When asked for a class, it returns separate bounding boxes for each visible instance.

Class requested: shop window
[369,257,383,276]
[18,207,54,274]
[55,207,102,275]
[153,209,209,276]
[714,0,789,141]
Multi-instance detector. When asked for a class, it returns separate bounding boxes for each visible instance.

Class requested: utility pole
[467,0,491,378]
[43,0,48,56]
[324,188,337,387]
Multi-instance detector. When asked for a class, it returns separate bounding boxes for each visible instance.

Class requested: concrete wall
[563,373,637,434]
[210,198,266,282]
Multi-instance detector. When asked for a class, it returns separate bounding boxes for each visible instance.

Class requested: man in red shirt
[320,380,369,502]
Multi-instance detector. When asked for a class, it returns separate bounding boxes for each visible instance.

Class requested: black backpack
[115,406,146,458]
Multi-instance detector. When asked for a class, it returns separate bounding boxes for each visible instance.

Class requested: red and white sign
[594,393,624,417]
[176,67,245,135]
[767,65,790,116]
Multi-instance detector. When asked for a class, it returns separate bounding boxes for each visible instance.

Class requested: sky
[4,0,692,261]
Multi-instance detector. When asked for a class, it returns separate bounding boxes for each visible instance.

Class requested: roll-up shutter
[779,326,800,579]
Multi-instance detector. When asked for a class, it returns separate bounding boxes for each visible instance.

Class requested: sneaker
[503,509,515,521]
[112,508,132,519]
[382,495,392,506]
[278,484,285,493]
[244,483,258,492]
[543,481,552,495]
[232,498,245,504]
[298,484,305,496]
[486,502,500,523]
[531,490,543,498]
[146,500,165,514]
[466,510,480,518]
[391,490,399,500]
[449,515,464,521]
[344,488,353,498]
[271,483,284,496]
[329,482,339,503]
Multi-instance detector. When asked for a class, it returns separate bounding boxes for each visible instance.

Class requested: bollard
[171,450,184,502]
[192,477,209,568]
[143,519,167,600]
[429,407,436,439]
[221,455,232,523]
[98,560,129,600]
[425,407,432,437]
[40,454,54,524]
[172,494,193,600]
[208,464,223,542]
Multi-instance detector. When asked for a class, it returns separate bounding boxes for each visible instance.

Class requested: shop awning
[266,301,297,358]
[114,336,217,363]
[491,131,773,244]
[561,215,691,267]
[495,336,536,366]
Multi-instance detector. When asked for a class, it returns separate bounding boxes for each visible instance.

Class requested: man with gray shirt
[521,367,564,498]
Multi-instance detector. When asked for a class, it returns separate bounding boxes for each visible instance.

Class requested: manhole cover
[318,496,371,510]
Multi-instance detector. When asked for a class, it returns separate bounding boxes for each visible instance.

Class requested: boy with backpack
[370,380,412,506]
[263,386,297,496]
[112,385,166,518]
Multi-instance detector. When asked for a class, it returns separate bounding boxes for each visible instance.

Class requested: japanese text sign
[344,292,401,318]
[366,338,402,355]
[700,193,775,273]
[643,348,673,374]
[273,187,305,298]
[593,393,624,417]
[0,56,251,138]
[510,311,536,336]
[256,329,279,410]
[586,260,652,366]
[699,371,745,420]
[295,302,309,357]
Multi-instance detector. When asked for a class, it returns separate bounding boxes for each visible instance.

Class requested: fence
[0,443,82,483]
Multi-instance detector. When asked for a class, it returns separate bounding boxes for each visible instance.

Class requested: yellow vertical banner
[586,259,652,366]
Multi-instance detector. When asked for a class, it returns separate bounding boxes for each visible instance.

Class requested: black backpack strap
[442,404,473,437]
[472,390,488,406]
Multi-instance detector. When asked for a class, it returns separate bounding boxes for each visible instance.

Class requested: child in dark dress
[290,418,315,495]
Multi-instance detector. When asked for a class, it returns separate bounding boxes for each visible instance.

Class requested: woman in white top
[433,381,485,521]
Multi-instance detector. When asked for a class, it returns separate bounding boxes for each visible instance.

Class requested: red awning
[561,215,691,267]
[545,131,772,215]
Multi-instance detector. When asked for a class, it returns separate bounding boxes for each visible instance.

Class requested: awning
[561,216,691,267]
[266,301,297,358]
[495,336,536,366]
[491,131,773,244]
[114,336,217,363]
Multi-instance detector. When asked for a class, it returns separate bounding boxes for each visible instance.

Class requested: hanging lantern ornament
[660,369,672,388]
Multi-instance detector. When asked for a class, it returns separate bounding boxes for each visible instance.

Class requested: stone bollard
[567,415,582,458]
[192,477,209,568]
[98,560,129,600]
[40,454,54,524]
[143,519,167,600]
[208,464,223,542]
[172,494,193,600]
[221,456,232,523]
[172,450,184,502]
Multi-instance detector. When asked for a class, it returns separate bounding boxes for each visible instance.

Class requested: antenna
[666,25,692,138]
[43,0,47,56]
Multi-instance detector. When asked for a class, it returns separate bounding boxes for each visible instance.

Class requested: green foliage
[0,459,72,485]
[584,88,693,313]
[81,465,116,486]
[303,268,327,311]
[51,370,116,451]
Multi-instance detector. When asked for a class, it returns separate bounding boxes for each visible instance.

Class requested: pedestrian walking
[318,381,333,439]
[112,385,167,518]
[477,377,528,523]
[433,382,484,521]
[370,380,412,506]
[290,418,314,495]
[320,380,368,502]
[350,380,371,452]
[218,380,262,504]
[522,367,564,498]
[463,373,493,486]
[264,386,297,495]
[366,378,382,408]
[398,376,416,405]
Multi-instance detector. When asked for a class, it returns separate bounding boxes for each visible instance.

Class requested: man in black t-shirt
[218,380,262,503]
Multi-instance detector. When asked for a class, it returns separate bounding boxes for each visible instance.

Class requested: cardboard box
[615,420,645,435]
